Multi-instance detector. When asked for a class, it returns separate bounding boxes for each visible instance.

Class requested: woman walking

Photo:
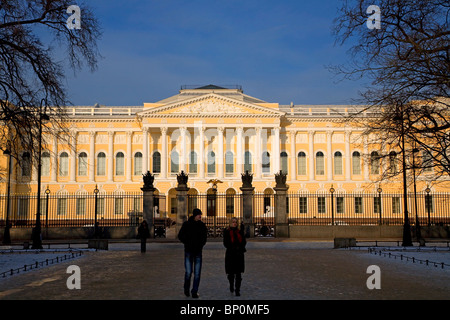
[223,217,246,296]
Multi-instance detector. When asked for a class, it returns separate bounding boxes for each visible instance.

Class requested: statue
[142,171,154,190]
[176,170,189,187]
[275,170,287,188]
[241,170,253,188]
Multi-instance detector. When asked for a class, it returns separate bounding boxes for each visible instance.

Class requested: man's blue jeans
[184,251,202,294]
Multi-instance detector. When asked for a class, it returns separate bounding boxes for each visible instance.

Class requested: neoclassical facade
[1,85,446,197]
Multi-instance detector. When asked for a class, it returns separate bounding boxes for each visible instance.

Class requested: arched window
[134,152,142,175]
[42,152,50,176]
[21,152,31,177]
[316,151,324,175]
[389,151,397,174]
[170,151,179,173]
[59,152,69,176]
[189,151,197,174]
[152,151,161,173]
[280,152,288,174]
[244,151,252,173]
[225,151,234,174]
[115,152,124,176]
[97,152,106,176]
[297,151,306,175]
[78,152,87,176]
[370,151,380,174]
[422,151,433,172]
[207,151,215,174]
[334,151,343,175]
[262,151,270,174]
[352,151,361,175]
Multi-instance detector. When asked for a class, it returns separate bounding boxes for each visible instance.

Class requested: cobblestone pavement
[0,239,449,301]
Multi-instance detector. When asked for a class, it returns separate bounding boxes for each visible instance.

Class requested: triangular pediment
[138,93,284,117]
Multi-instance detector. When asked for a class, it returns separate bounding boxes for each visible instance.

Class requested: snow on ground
[0,247,90,278]
[1,241,449,280]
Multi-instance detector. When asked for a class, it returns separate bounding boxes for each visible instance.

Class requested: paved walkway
[0,239,449,302]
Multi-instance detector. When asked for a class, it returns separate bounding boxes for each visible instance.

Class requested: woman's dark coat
[223,226,246,274]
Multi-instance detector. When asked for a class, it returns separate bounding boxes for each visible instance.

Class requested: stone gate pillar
[141,171,156,238]
[176,171,190,236]
[274,170,289,238]
[240,170,255,238]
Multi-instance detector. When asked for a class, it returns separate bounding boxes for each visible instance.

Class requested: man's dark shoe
[184,289,190,297]
[192,292,199,298]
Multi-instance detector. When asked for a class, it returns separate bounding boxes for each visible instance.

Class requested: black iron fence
[0,193,166,228]
[1,191,449,229]
[287,192,450,226]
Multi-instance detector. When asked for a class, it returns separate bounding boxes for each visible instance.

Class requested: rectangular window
[318,197,326,214]
[76,197,86,215]
[97,197,105,216]
[18,198,29,218]
[336,196,344,214]
[226,196,234,215]
[374,196,381,214]
[355,197,363,214]
[115,197,123,215]
[57,198,67,216]
[299,197,307,214]
[392,197,401,214]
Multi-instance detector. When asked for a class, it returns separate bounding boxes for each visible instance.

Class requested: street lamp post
[425,186,431,226]
[330,185,335,225]
[32,110,50,249]
[412,148,423,244]
[45,186,50,228]
[2,148,12,245]
[94,185,99,238]
[394,110,413,247]
[377,186,382,225]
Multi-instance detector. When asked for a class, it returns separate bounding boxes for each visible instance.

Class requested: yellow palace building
[1,84,447,199]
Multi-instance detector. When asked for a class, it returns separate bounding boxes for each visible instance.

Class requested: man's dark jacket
[178,216,208,254]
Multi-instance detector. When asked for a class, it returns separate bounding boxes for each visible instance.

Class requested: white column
[180,127,186,173]
[161,127,167,178]
[255,127,261,179]
[126,131,132,181]
[142,127,148,174]
[89,131,95,181]
[70,131,77,182]
[199,127,205,178]
[108,131,114,181]
[309,131,315,181]
[363,135,369,181]
[290,131,296,181]
[273,127,280,174]
[51,135,58,182]
[345,131,351,181]
[327,131,333,181]
[236,127,243,174]
[218,127,224,179]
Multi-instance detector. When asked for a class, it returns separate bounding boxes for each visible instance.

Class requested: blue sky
[64,0,366,106]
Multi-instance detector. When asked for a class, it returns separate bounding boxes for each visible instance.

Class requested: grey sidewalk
[0,240,449,300]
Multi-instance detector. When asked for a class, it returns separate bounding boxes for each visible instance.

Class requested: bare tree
[0,0,101,165]
[331,0,450,183]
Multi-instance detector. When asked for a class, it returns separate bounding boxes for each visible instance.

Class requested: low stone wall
[1,226,138,241]
[1,225,449,241]
[288,225,403,239]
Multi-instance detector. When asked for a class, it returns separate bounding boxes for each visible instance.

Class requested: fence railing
[1,191,449,228]
[0,193,151,228]
[286,192,450,226]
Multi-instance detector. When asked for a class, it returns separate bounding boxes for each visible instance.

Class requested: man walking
[178,208,208,298]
